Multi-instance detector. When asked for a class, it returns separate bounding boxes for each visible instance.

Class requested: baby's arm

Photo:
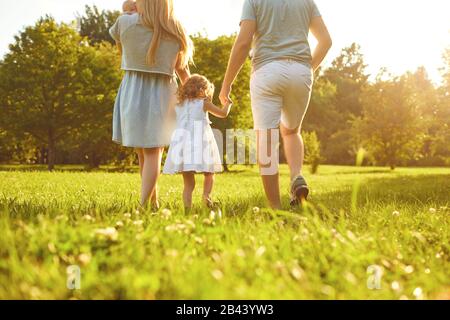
[203,100,233,119]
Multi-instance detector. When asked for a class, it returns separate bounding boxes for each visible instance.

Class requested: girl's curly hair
[178,74,215,104]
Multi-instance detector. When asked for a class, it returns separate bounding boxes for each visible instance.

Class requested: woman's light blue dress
[109,14,180,148]
[112,71,177,148]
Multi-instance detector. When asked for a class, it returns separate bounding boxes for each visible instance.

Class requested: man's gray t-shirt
[241,0,321,70]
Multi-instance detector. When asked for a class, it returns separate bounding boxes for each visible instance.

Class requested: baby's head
[178,74,215,104]
[122,0,137,13]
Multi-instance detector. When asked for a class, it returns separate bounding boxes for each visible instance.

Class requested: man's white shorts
[250,60,313,130]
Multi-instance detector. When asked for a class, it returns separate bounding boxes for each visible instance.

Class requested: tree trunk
[47,130,56,171]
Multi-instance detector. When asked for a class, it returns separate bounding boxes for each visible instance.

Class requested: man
[220,0,332,209]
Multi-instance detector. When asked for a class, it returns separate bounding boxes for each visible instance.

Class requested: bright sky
[0,0,449,83]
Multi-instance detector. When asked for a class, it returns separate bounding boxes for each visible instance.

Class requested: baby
[122,0,137,14]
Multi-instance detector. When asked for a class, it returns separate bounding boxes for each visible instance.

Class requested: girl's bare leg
[140,148,163,207]
[203,173,214,205]
[182,172,196,209]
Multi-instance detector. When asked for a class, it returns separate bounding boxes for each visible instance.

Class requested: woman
[110,0,192,208]
[220,0,332,209]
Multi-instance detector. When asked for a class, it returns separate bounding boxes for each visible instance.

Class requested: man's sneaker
[290,175,309,207]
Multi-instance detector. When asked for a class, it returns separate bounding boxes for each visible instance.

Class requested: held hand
[219,85,232,107]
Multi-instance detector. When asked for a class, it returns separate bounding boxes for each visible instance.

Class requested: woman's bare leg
[182,172,196,209]
[136,148,144,177]
[140,148,163,207]
[137,148,158,205]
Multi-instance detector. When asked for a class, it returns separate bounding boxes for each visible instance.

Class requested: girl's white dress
[163,99,223,174]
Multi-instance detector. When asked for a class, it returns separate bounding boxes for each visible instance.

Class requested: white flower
[94,227,119,241]
[429,208,437,214]
[78,253,91,265]
[255,246,266,257]
[413,287,424,299]
[391,281,400,291]
[253,207,261,214]
[404,265,414,274]
[124,213,132,219]
[211,269,223,280]
[392,211,400,216]
[161,209,172,219]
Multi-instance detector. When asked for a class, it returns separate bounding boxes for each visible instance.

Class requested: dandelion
[78,253,91,266]
[94,227,119,241]
[124,213,132,219]
[344,272,357,284]
[115,221,124,228]
[391,281,400,291]
[185,220,196,229]
[47,242,56,253]
[255,246,266,257]
[404,265,414,274]
[291,267,304,280]
[161,209,172,219]
[166,249,178,257]
[253,207,261,214]
[413,287,424,299]
[133,220,144,227]
[428,208,437,214]
[194,236,204,244]
[83,214,94,222]
[211,269,223,280]
[236,249,246,257]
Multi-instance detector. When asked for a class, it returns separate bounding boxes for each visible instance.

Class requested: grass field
[0,165,449,300]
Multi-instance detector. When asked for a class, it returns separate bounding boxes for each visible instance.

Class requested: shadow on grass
[307,173,450,213]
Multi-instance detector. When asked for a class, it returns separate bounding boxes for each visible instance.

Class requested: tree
[77,5,120,46]
[0,17,121,170]
[354,74,424,169]
[68,43,123,169]
[303,131,323,174]
[319,43,369,164]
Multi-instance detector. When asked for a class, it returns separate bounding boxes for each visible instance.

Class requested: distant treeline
[0,6,449,170]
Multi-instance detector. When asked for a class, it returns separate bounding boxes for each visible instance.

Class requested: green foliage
[354,73,425,169]
[303,131,322,174]
[77,5,120,46]
[0,166,448,299]
[0,17,122,170]
[304,44,369,165]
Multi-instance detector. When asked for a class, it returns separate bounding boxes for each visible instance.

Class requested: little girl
[163,75,232,210]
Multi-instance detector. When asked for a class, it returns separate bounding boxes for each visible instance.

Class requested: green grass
[0,165,449,300]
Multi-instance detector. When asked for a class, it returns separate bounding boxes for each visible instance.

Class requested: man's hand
[219,86,232,106]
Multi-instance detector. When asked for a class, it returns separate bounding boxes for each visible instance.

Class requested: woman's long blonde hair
[139,0,193,68]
